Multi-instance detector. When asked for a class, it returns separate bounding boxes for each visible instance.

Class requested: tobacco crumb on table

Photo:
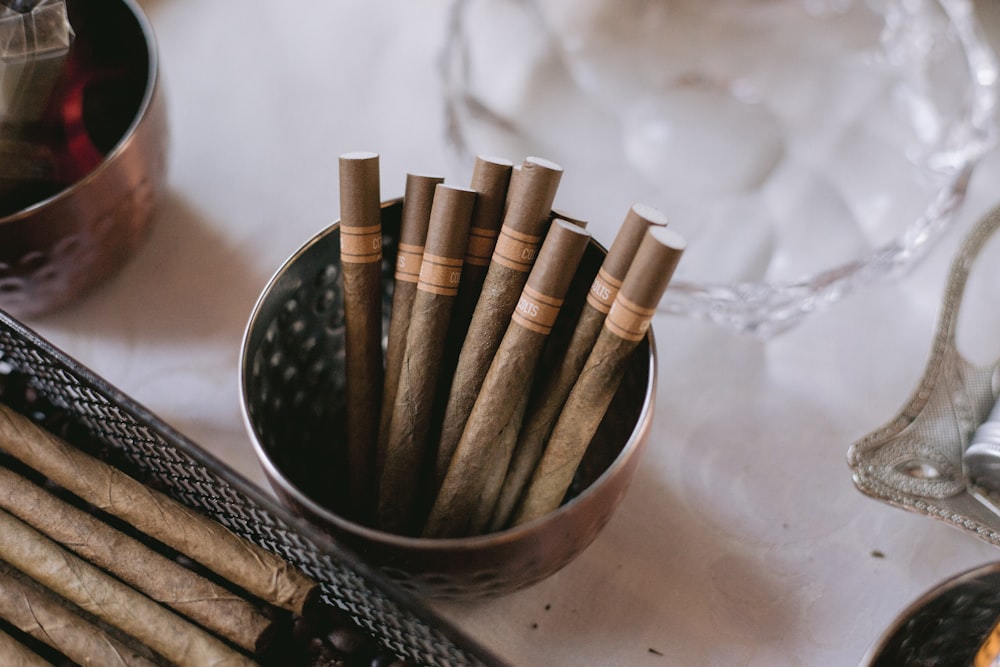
[871,550,886,559]
[648,647,664,656]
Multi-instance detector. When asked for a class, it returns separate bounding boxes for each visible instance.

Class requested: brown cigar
[376,173,443,484]
[0,563,161,667]
[490,204,668,530]
[0,404,319,616]
[378,184,476,534]
[452,156,515,336]
[437,156,513,378]
[0,509,257,666]
[511,226,685,526]
[472,208,590,533]
[424,219,591,538]
[0,465,275,654]
[434,156,562,491]
[0,629,50,667]
[0,627,54,667]
[339,151,384,519]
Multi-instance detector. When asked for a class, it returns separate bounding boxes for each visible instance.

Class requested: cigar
[448,156,514,341]
[339,151,384,519]
[0,465,275,654]
[511,226,685,526]
[376,173,443,484]
[0,625,52,667]
[490,204,668,530]
[430,157,514,462]
[434,156,562,490]
[469,210,587,534]
[424,219,591,538]
[0,562,162,667]
[0,404,319,616]
[0,509,257,667]
[479,391,530,530]
[378,184,476,534]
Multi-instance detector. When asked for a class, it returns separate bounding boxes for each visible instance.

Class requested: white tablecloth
[23,1,1000,664]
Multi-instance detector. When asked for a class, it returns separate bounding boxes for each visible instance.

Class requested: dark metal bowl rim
[0,0,160,224]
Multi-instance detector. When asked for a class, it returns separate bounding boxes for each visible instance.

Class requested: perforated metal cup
[240,199,656,599]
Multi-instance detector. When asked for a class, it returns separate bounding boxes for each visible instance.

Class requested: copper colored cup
[240,199,656,599]
[0,0,168,317]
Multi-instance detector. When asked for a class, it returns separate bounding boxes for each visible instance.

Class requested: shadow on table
[30,191,264,346]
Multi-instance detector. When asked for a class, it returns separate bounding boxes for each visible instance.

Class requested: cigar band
[395,243,424,283]
[340,223,382,263]
[512,284,562,335]
[585,267,623,314]
[464,226,500,267]
[492,226,542,272]
[605,294,655,342]
[418,253,463,296]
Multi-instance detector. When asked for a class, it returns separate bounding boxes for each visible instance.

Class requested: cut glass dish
[442,0,998,336]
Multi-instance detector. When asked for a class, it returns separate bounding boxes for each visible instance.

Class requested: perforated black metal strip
[0,309,505,667]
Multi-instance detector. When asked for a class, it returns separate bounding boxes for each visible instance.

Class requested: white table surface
[20,0,1000,664]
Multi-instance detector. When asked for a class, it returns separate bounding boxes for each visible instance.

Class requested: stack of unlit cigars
[0,403,398,667]
[338,153,685,538]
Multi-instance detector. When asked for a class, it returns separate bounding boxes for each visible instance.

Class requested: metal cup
[0,0,168,317]
[240,199,657,599]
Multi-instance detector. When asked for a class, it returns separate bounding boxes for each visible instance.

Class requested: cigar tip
[648,225,687,251]
[631,203,669,227]
[438,184,478,195]
[524,156,563,172]
[406,172,445,182]
[477,154,515,167]
[552,218,591,238]
[340,150,379,161]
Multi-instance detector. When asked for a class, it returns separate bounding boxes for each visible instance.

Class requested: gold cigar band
[605,294,655,342]
[417,253,463,296]
[340,223,382,263]
[493,227,542,272]
[464,226,500,267]
[586,267,623,314]
[512,285,562,335]
[395,243,424,283]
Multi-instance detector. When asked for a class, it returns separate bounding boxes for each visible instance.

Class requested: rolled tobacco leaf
[425,219,591,537]
[0,403,319,616]
[378,184,476,534]
[0,464,276,654]
[511,226,685,526]
[0,508,256,667]
[339,150,384,519]
[0,561,163,667]
[443,155,514,348]
[490,203,668,530]
[434,156,562,490]
[376,172,442,483]
[0,624,54,667]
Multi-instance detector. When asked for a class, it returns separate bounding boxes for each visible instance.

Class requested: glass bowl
[441,0,998,336]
